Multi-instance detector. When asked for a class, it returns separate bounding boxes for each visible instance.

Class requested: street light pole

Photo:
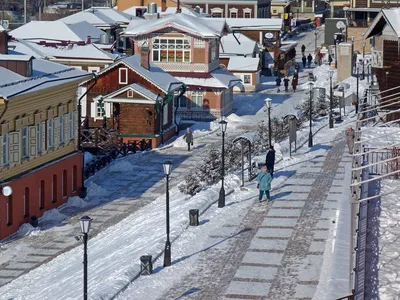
[362,42,366,80]
[218,120,228,208]
[308,82,314,148]
[329,69,334,128]
[314,30,317,51]
[356,66,359,114]
[264,98,272,147]
[163,161,173,267]
[78,216,92,300]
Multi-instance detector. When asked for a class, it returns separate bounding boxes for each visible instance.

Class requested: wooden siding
[240,30,260,43]
[193,48,206,63]
[119,103,158,134]
[219,58,229,68]
[0,60,31,77]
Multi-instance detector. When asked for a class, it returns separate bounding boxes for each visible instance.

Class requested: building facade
[0,29,91,240]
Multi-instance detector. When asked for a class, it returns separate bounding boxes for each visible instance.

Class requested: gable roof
[83,54,183,93]
[9,21,105,43]
[364,9,400,39]
[123,13,229,38]
[223,18,283,31]
[220,33,259,57]
[105,83,159,101]
[227,57,260,71]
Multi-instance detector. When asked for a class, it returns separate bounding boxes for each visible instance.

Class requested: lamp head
[362,42,366,47]
[351,36,355,42]
[328,69,334,78]
[308,82,314,91]
[79,216,93,234]
[264,98,272,109]
[2,186,12,197]
[219,119,228,133]
[163,161,173,176]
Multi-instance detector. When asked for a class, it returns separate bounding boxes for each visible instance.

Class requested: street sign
[334,91,344,97]
[1,20,9,29]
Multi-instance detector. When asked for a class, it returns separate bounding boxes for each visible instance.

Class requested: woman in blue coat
[257,166,273,202]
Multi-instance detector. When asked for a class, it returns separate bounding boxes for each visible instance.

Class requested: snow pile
[108,160,133,173]
[65,196,89,208]
[86,182,109,198]
[226,113,242,122]
[40,209,68,224]
[17,223,38,237]
[84,152,95,166]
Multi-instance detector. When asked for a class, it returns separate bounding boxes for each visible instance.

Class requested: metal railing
[363,147,400,177]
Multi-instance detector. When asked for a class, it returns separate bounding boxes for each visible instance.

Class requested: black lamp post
[79,215,92,300]
[351,36,355,74]
[308,82,314,148]
[370,64,374,85]
[218,120,228,208]
[314,30,317,51]
[265,98,272,146]
[362,42,366,80]
[163,160,173,267]
[356,66,359,114]
[329,69,334,128]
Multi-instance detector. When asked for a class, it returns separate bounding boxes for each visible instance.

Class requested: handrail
[352,142,400,156]
[350,168,400,186]
[359,98,400,114]
[359,91,400,107]
[351,153,400,171]
[354,118,400,136]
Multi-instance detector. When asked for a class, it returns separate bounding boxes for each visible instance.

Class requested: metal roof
[227,57,260,71]
[105,83,159,101]
[364,9,400,38]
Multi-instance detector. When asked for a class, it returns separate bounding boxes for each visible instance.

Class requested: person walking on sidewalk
[346,127,355,154]
[275,76,282,92]
[301,44,306,55]
[265,145,276,177]
[302,55,307,69]
[284,76,290,92]
[183,127,194,151]
[257,166,273,202]
[292,75,298,92]
[307,53,313,68]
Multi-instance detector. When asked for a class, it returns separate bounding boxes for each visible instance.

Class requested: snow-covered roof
[174,68,240,89]
[280,42,297,52]
[233,132,260,144]
[124,13,229,38]
[161,7,210,17]
[123,6,159,16]
[0,54,32,61]
[59,8,136,27]
[223,18,283,31]
[0,25,5,32]
[220,33,259,57]
[9,39,119,61]
[82,54,183,93]
[364,8,400,39]
[227,57,260,72]
[9,21,105,42]
[105,83,159,101]
[0,57,91,99]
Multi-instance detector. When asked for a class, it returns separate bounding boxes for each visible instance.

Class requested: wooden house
[0,28,92,240]
[228,57,261,92]
[123,13,241,120]
[80,49,184,147]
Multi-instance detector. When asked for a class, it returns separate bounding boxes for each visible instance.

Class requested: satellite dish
[336,21,346,30]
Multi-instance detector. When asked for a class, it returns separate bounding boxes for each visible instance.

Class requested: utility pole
[24,0,27,23]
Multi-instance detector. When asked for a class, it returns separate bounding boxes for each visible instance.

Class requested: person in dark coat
[283,76,290,92]
[265,145,276,178]
[292,76,298,92]
[183,128,194,151]
[302,55,307,69]
[307,53,313,68]
[328,54,333,66]
[301,44,306,55]
[275,76,282,92]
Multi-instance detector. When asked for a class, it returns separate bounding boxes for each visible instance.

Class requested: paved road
[159,131,352,300]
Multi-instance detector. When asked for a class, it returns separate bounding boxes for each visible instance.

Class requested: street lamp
[79,215,92,300]
[2,186,12,197]
[329,69,334,128]
[218,120,227,208]
[356,66,359,114]
[351,36,355,74]
[264,98,272,146]
[343,6,349,41]
[308,82,314,148]
[163,160,173,267]
[362,42,366,80]
[314,30,318,51]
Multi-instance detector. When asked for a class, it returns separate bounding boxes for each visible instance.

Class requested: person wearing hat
[265,145,276,178]
[257,166,273,202]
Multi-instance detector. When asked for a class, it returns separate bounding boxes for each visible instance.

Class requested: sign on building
[371,50,383,68]
[1,20,9,29]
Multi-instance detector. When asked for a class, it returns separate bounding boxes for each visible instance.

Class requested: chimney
[0,29,9,55]
[86,35,91,44]
[161,0,166,12]
[176,0,181,13]
[140,41,150,70]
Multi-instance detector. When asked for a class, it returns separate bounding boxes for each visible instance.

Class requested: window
[72,165,77,192]
[244,12,251,18]
[229,8,238,18]
[69,112,74,140]
[22,127,29,158]
[243,8,252,18]
[119,68,128,84]
[24,187,29,217]
[52,174,57,203]
[88,66,100,73]
[127,90,134,98]
[96,102,105,118]
[36,123,42,154]
[41,122,46,152]
[272,9,277,14]
[211,8,223,18]
[175,95,187,108]
[2,134,9,165]
[244,74,252,84]
[6,196,12,225]
[152,38,191,63]
[213,12,223,18]
[163,104,168,126]
[62,170,67,197]
[39,180,45,209]
[60,115,64,144]
[47,119,54,149]
[191,91,204,108]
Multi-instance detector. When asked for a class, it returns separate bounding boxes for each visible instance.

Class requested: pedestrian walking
[328,54,333,66]
[302,55,307,69]
[265,145,276,178]
[284,76,290,92]
[307,53,313,68]
[257,166,273,202]
[292,75,298,92]
[301,44,306,55]
[275,76,282,92]
[183,127,194,151]
[345,127,355,154]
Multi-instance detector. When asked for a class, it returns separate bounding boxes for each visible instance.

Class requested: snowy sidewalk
[125,131,352,300]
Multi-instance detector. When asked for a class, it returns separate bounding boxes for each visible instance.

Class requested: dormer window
[229,8,238,18]
[211,7,223,18]
[243,8,252,18]
[152,38,191,63]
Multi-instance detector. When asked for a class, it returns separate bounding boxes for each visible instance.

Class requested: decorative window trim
[88,66,100,73]
[119,68,128,84]
[229,7,238,12]
[152,37,191,63]
[211,7,223,13]
[243,7,252,18]
[127,90,134,98]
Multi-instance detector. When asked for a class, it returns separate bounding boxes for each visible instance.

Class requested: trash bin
[189,209,199,226]
[30,216,38,228]
[140,255,153,276]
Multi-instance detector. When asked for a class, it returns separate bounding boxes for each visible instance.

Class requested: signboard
[263,31,276,47]
[1,20,9,29]
[371,50,383,68]
[334,91,344,97]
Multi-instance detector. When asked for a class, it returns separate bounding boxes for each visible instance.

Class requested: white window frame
[36,123,42,154]
[191,90,204,109]
[243,8,252,18]
[119,68,128,84]
[22,127,29,158]
[211,7,223,18]
[69,112,74,140]
[2,134,9,165]
[88,66,100,73]
[127,90,134,98]
[229,8,238,18]
[60,115,64,144]
[96,102,105,118]
[47,119,54,149]
[152,38,191,63]
[243,74,252,85]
